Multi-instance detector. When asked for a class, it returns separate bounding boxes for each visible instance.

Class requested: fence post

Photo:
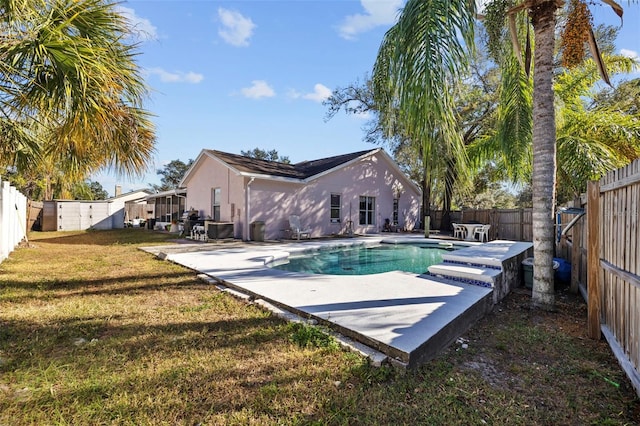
[587,180,601,339]
[570,197,582,294]
[519,208,524,241]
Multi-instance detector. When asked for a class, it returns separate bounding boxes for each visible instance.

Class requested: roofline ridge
[209,149,295,167]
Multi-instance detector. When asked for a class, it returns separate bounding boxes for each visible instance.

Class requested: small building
[41,189,152,231]
[179,148,421,240]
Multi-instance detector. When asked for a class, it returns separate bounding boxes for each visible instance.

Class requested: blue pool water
[270,243,458,275]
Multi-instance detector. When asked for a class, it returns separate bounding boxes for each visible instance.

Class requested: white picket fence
[0,179,28,263]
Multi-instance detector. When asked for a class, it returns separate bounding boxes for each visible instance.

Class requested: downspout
[245,177,255,241]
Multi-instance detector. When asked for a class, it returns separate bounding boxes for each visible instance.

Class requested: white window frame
[211,187,221,221]
[330,193,341,223]
[359,196,376,226]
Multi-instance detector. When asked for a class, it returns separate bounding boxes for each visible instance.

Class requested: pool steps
[427,241,533,294]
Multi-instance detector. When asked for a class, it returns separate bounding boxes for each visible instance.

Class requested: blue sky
[95,0,640,196]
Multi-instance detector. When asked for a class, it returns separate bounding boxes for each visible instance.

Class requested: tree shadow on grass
[0,271,203,302]
[0,315,286,368]
[28,228,181,247]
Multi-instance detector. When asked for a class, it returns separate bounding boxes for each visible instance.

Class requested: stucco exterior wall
[184,155,245,239]
[247,179,303,240]
[248,151,420,240]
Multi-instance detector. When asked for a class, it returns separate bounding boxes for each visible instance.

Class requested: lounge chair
[288,215,311,240]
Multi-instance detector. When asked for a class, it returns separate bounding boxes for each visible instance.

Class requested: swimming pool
[269,243,459,275]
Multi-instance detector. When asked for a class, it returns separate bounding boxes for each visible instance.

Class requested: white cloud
[286,89,301,100]
[218,8,256,47]
[146,68,204,84]
[338,0,403,40]
[302,84,332,102]
[241,80,275,99]
[286,84,332,102]
[183,72,205,84]
[117,6,158,41]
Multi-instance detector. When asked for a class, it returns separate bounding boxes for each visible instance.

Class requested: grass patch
[287,322,340,350]
[1,229,638,424]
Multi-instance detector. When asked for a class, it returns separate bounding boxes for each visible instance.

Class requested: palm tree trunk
[440,156,456,233]
[530,0,559,311]
[422,176,431,230]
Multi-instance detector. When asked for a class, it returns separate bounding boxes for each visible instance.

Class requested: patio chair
[190,225,206,241]
[452,223,466,239]
[473,224,491,243]
[288,215,311,240]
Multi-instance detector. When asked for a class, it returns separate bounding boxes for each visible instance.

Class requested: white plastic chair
[474,224,491,242]
[288,215,311,240]
[191,225,206,241]
[452,223,466,239]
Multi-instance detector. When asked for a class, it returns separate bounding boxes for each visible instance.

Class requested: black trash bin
[147,219,156,230]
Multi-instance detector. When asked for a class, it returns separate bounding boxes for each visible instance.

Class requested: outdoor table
[459,223,483,241]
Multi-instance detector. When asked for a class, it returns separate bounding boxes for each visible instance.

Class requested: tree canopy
[0,0,156,200]
[152,159,194,192]
[240,148,290,164]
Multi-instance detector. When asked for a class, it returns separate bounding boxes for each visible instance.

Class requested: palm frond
[373,0,475,185]
[494,56,533,181]
[0,0,155,198]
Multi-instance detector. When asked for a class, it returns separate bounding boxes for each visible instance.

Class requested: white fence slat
[0,179,28,263]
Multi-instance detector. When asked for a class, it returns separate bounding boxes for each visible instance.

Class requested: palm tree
[0,0,155,199]
[372,0,475,232]
[373,0,624,311]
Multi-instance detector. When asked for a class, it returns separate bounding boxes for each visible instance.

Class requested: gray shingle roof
[206,149,376,180]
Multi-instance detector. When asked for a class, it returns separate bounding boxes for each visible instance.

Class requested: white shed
[41,189,151,231]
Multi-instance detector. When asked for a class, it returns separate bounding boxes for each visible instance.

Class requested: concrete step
[428,262,502,288]
[441,240,533,268]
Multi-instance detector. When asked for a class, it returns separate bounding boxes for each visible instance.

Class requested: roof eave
[144,188,187,200]
[179,150,244,187]
[239,171,304,184]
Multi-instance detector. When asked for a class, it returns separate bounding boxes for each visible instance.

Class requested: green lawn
[1,229,638,425]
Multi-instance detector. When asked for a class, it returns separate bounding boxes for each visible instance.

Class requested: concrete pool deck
[145,235,531,368]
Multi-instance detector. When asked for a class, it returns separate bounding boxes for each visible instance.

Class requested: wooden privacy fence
[0,180,28,263]
[430,208,532,241]
[590,159,640,395]
[560,158,640,396]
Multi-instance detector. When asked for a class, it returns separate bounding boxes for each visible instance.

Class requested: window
[330,194,341,223]
[359,196,375,226]
[211,188,221,221]
[393,198,399,225]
